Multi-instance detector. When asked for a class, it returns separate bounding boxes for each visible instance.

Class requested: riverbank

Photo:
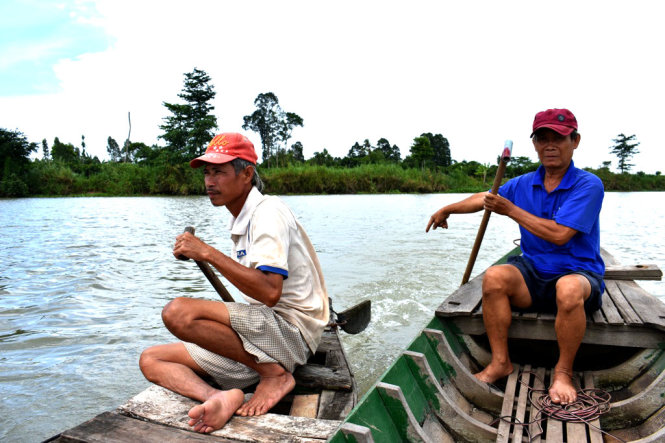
[6,161,665,198]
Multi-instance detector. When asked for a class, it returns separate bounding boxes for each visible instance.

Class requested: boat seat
[435,250,665,348]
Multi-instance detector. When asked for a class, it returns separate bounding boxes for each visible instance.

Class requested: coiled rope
[491,370,625,442]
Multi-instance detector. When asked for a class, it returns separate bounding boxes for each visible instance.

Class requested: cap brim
[190,153,237,168]
[530,124,575,137]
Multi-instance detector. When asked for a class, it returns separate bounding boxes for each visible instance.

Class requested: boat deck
[47,328,355,442]
[436,249,665,348]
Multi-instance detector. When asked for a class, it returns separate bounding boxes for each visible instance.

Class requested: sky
[1,0,664,173]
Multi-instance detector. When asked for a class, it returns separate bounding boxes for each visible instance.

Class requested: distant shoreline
[3,162,664,198]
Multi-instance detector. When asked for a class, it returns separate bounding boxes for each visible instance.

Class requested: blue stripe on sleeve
[257,265,288,279]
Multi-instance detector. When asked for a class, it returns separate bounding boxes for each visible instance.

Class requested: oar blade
[337,300,371,334]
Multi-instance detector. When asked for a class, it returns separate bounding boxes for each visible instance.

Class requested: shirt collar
[533,160,577,190]
[229,187,265,235]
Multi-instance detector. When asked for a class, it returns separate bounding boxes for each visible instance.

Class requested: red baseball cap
[530,108,578,137]
[190,133,258,168]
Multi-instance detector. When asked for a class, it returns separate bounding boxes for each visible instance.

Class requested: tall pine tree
[609,133,640,173]
[159,68,218,162]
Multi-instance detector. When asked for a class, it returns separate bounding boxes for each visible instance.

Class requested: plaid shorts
[183,303,310,390]
[507,255,604,314]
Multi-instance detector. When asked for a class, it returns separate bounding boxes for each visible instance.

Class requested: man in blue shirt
[426,109,604,405]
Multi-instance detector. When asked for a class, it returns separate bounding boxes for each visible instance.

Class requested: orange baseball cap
[190,133,258,168]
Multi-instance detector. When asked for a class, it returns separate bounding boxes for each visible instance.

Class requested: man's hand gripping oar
[176,226,235,302]
[461,141,513,285]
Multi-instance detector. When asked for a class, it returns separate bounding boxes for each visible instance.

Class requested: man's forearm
[506,205,577,246]
[447,192,486,214]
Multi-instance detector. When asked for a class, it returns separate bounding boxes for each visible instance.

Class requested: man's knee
[555,276,588,313]
[161,297,192,334]
[482,265,515,297]
[139,346,160,380]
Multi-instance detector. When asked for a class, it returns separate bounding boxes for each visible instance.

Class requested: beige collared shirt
[228,187,329,352]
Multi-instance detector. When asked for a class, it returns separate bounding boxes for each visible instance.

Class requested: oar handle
[178,226,235,302]
[175,226,196,261]
[461,141,512,285]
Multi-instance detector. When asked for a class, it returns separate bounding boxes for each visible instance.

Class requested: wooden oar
[461,141,513,285]
[334,299,371,334]
[177,226,235,302]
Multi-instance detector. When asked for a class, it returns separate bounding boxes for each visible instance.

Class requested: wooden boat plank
[593,348,664,390]
[604,264,662,280]
[402,351,497,442]
[609,405,665,442]
[449,314,665,348]
[317,390,354,420]
[421,416,455,443]
[636,405,665,438]
[293,330,354,392]
[382,356,429,423]
[606,280,643,325]
[496,366,519,443]
[591,305,606,324]
[436,272,484,317]
[53,411,237,443]
[544,370,564,443]
[601,247,620,266]
[375,382,433,442]
[337,422,376,443]
[565,415,587,443]
[118,385,339,441]
[583,372,603,443]
[422,328,504,414]
[512,365,531,443]
[293,363,353,391]
[598,284,625,325]
[602,353,665,429]
[290,394,319,418]
[613,280,665,331]
[528,367,546,443]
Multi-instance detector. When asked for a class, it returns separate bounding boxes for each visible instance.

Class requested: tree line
[0,68,657,197]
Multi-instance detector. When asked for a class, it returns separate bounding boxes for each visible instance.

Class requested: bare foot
[474,361,514,384]
[549,367,577,405]
[188,388,244,433]
[235,371,295,416]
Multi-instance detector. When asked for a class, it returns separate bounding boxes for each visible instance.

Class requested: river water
[1,192,663,442]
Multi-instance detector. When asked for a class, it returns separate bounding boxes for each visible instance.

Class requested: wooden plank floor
[436,250,665,348]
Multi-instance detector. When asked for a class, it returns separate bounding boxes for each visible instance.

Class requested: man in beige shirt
[139,133,329,433]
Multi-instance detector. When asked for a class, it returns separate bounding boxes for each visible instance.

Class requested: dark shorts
[507,255,604,314]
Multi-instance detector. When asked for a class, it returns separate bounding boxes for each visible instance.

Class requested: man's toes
[188,404,204,419]
[549,391,561,403]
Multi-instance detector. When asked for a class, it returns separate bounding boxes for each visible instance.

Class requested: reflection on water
[0,193,663,442]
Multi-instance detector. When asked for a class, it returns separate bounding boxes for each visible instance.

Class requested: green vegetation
[2,68,663,198]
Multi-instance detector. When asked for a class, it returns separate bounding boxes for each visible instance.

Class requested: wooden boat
[47,316,358,442]
[331,247,665,443]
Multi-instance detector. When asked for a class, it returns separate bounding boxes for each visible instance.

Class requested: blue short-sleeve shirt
[498,161,605,277]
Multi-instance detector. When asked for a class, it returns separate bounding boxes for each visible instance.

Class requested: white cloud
[1,0,664,172]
